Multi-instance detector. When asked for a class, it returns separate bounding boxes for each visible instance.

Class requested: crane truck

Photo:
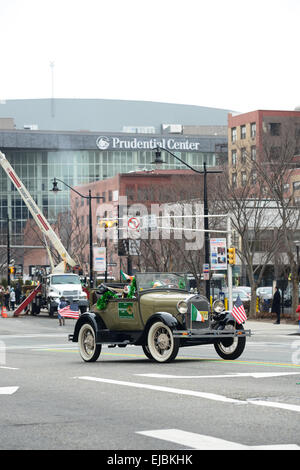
[0,151,89,316]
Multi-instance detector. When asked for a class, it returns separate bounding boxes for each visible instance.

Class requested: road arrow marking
[137,429,299,450]
[136,372,300,379]
[0,386,19,395]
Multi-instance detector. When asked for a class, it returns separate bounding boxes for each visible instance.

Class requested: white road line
[74,376,243,403]
[136,372,300,379]
[0,386,19,395]
[247,399,300,413]
[0,366,19,370]
[75,375,300,413]
[137,429,299,450]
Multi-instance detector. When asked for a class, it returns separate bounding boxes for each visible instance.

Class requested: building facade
[0,128,226,276]
[227,110,300,189]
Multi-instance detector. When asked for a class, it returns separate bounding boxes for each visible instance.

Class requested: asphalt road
[0,312,300,452]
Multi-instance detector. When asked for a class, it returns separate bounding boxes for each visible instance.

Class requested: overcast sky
[1,0,299,113]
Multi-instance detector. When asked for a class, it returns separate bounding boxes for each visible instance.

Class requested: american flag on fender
[231,295,247,324]
[58,303,80,319]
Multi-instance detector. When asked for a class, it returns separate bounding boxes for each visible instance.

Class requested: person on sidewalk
[271,286,281,324]
[9,287,16,311]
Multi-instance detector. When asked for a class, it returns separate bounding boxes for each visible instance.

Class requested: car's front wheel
[78,323,101,362]
[146,321,179,363]
[214,323,246,360]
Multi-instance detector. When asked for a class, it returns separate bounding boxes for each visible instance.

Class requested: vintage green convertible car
[69,272,251,363]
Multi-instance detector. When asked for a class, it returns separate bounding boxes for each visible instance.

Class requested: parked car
[235,286,251,299]
[69,272,251,363]
[222,287,250,312]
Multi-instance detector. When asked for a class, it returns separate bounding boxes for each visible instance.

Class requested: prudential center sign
[96,136,201,152]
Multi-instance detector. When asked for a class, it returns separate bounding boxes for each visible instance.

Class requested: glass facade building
[0,130,227,266]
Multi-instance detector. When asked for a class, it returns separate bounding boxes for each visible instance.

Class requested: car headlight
[177,300,188,314]
[213,300,224,314]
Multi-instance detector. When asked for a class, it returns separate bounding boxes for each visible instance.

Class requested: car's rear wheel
[78,323,101,362]
[214,323,246,360]
[146,321,179,363]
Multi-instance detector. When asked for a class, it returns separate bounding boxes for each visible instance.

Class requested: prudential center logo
[96,136,110,150]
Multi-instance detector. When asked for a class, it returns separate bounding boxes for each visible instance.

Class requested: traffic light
[9,266,15,274]
[227,247,236,265]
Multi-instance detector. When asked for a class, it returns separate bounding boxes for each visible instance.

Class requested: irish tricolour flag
[191,304,205,322]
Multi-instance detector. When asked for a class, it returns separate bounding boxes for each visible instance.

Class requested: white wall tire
[78,323,101,362]
[214,323,246,360]
[147,321,179,363]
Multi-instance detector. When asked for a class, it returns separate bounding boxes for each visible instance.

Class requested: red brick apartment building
[227,109,300,191]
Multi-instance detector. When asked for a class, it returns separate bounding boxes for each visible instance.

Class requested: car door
[100,297,143,331]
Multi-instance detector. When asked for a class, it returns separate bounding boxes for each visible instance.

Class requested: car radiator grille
[186,294,211,329]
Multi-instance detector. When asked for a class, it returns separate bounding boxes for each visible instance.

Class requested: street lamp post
[152,146,222,299]
[51,178,103,288]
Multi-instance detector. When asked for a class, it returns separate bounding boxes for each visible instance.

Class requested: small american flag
[58,303,80,319]
[231,295,247,324]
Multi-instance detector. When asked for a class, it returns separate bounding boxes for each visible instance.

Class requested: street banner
[210,238,227,270]
[93,247,106,272]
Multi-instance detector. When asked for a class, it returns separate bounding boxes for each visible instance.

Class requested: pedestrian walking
[10,287,16,311]
[272,286,281,324]
[57,296,67,326]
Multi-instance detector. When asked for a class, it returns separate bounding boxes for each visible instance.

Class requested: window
[251,171,257,184]
[251,146,256,161]
[251,122,256,138]
[283,183,289,192]
[240,125,246,139]
[241,171,247,186]
[293,181,300,191]
[241,148,247,164]
[232,173,237,188]
[231,127,237,143]
[269,122,281,136]
[231,150,237,167]
[108,190,113,201]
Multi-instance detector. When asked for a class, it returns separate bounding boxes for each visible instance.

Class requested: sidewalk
[246,319,300,336]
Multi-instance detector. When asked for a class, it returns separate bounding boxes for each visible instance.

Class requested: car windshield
[135,273,188,291]
[51,275,81,285]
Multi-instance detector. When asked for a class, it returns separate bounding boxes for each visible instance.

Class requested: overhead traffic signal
[227,247,236,265]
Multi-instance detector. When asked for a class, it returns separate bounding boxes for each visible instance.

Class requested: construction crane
[0,151,76,272]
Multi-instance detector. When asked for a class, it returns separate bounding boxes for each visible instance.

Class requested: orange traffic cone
[1,306,8,318]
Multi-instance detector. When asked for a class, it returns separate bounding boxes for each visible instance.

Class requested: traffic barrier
[1,306,8,318]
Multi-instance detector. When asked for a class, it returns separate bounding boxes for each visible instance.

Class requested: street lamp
[152,145,222,299]
[50,177,103,288]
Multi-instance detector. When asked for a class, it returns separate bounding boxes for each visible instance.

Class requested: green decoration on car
[96,290,118,310]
